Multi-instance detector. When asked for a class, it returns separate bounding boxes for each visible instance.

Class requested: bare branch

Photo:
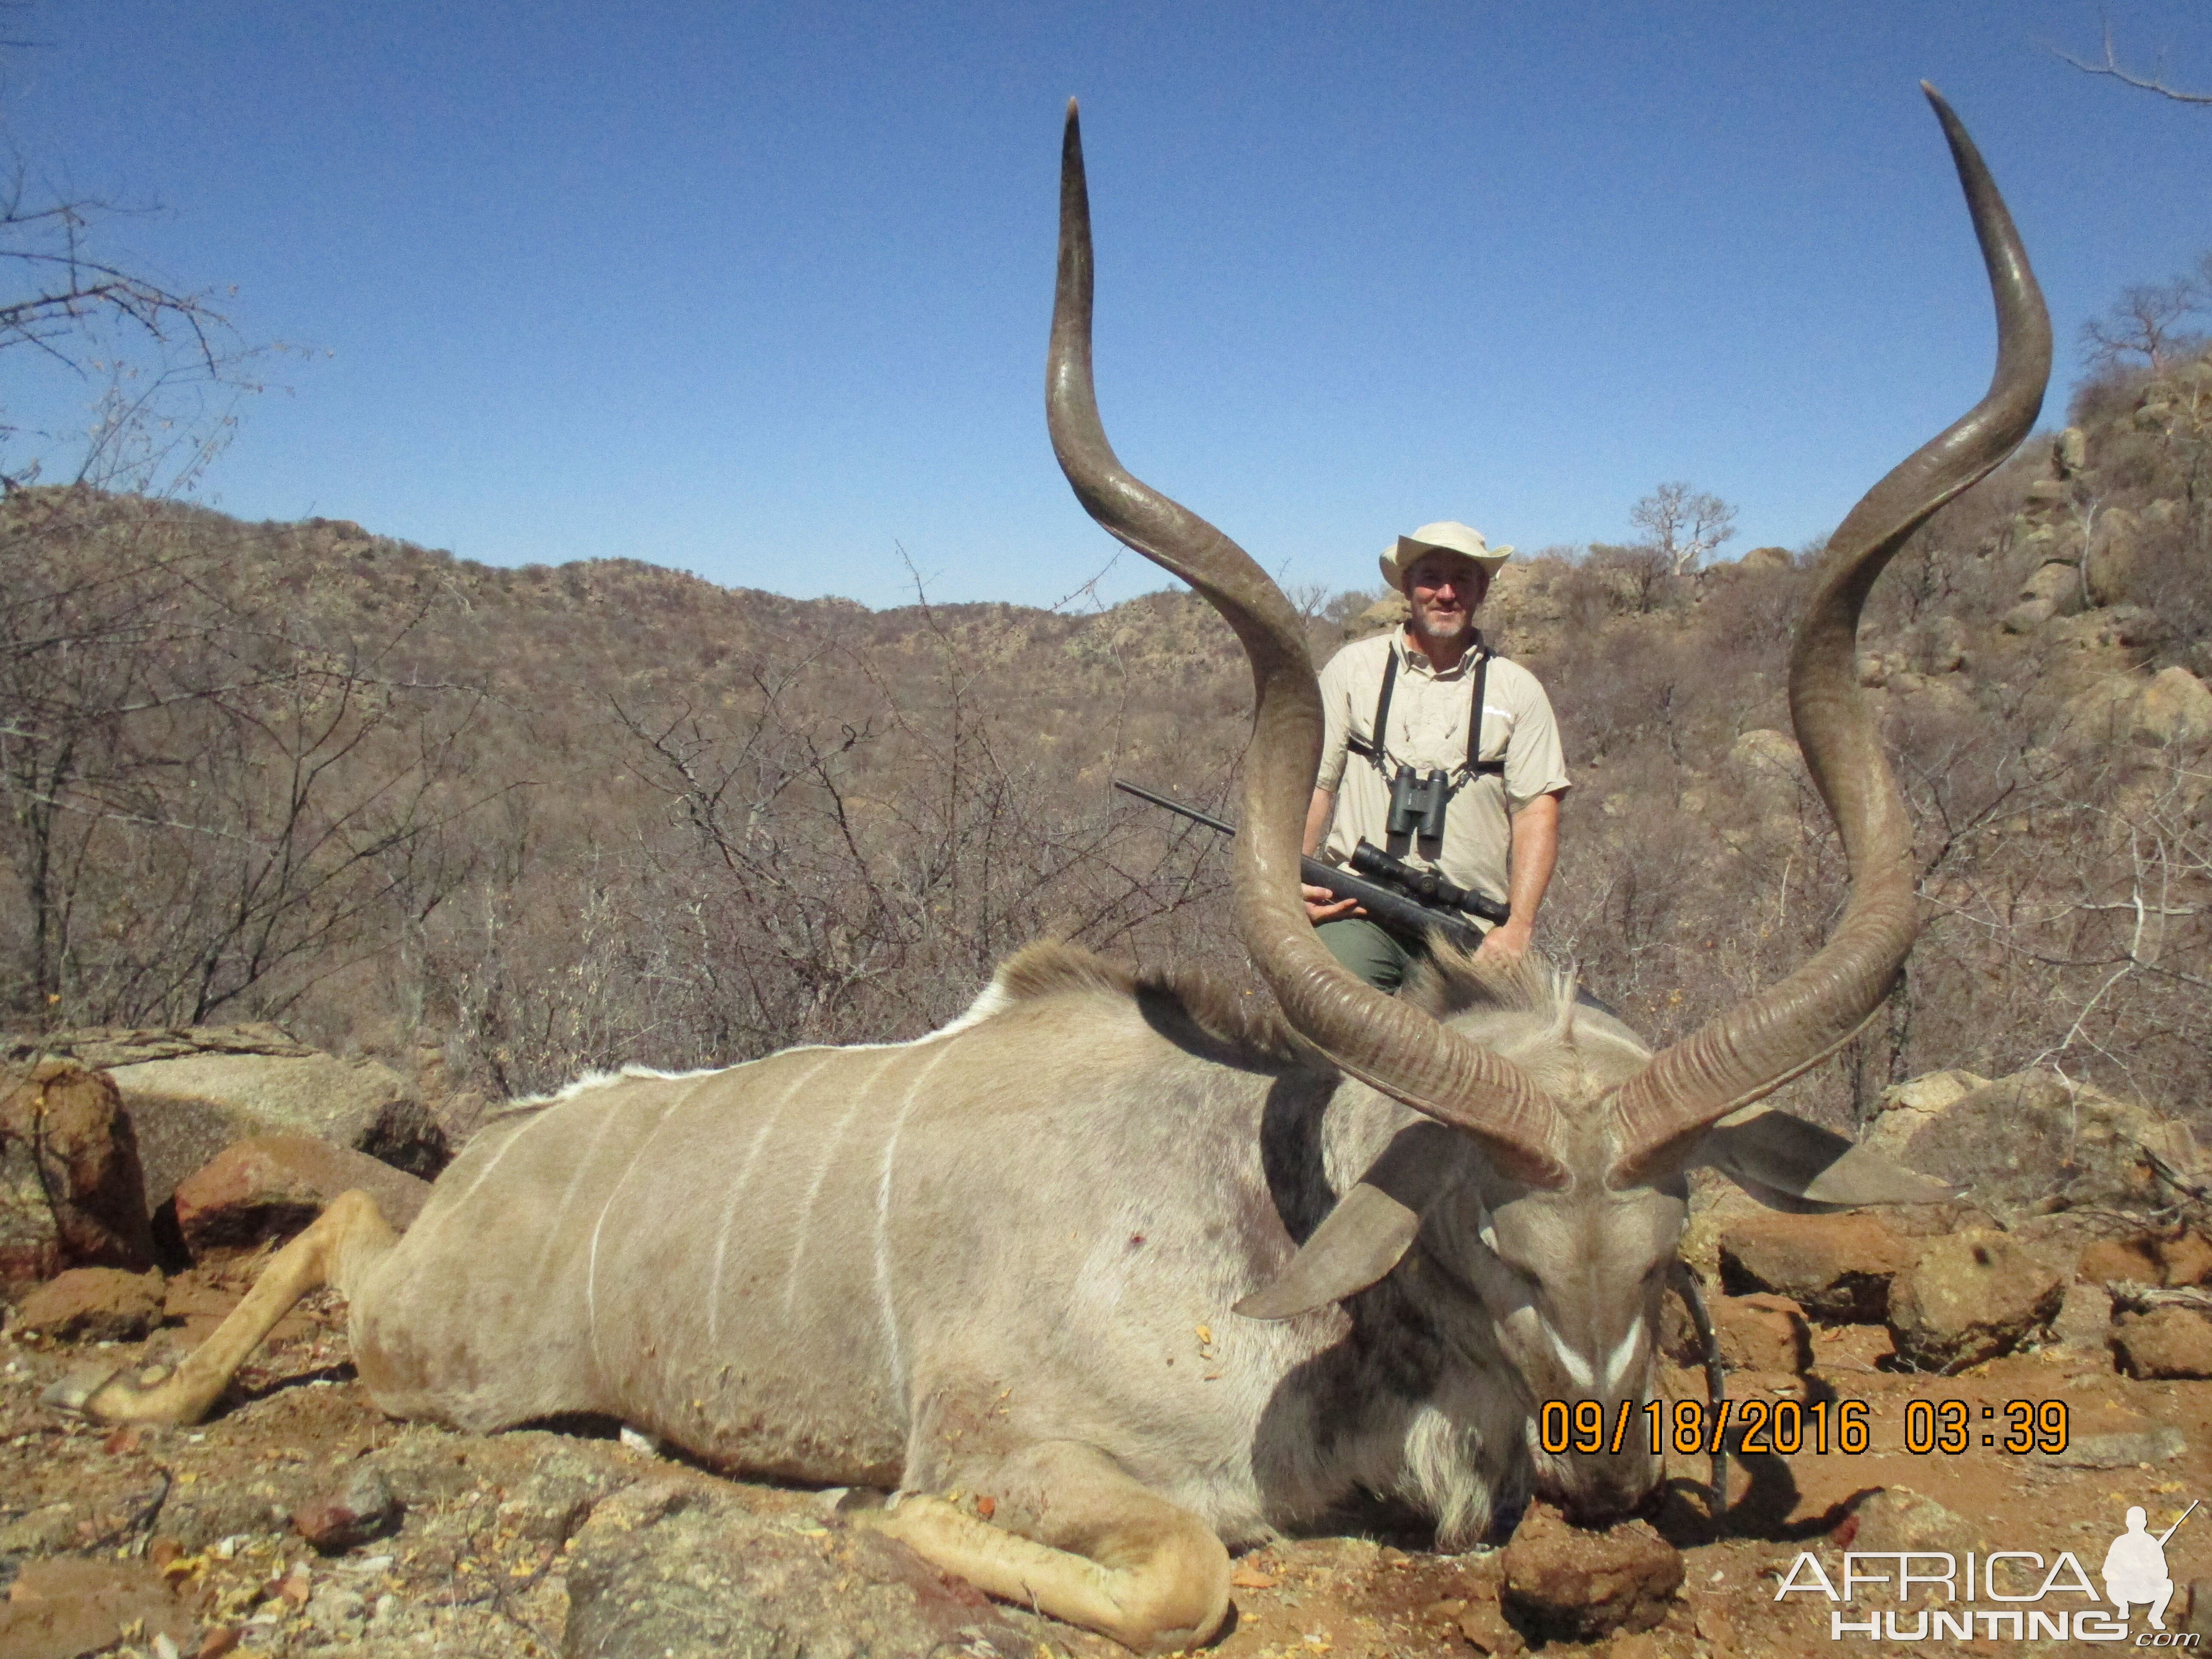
[2052,15,2212,104]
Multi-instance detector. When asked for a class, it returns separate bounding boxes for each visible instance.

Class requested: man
[2103,1505,2177,1630]
[1302,521,1570,992]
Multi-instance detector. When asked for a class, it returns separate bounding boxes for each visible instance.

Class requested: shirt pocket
[1477,705,1516,764]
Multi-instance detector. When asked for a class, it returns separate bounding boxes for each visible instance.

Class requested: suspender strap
[1468,650,1504,777]
[1367,650,1398,762]
[1347,638,1504,778]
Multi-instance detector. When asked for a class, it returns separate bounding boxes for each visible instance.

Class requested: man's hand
[1471,916,1534,964]
[1303,884,1362,925]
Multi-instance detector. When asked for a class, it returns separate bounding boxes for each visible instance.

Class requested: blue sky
[3,1,2206,608]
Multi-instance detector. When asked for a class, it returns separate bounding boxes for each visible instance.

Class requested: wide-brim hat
[1378,521,1513,592]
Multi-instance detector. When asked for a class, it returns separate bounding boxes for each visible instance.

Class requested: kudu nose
[1556,1445,1665,1526]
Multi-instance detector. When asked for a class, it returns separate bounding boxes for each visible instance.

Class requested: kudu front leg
[48,1188,397,1427]
[866,1440,1231,1654]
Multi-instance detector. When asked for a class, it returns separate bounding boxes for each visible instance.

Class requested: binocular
[1386,765,1451,840]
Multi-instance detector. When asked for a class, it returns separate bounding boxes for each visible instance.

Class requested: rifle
[1113,779,1510,951]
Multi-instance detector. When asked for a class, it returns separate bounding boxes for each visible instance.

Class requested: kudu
[58,89,2047,1653]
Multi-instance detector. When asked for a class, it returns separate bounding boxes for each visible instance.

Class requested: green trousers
[1314,916,1425,994]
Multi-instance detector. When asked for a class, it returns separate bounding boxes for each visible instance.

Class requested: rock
[1717,1213,1914,1323]
[2112,1306,2212,1380]
[1738,545,1793,572]
[2136,666,2212,747]
[1724,729,1805,819]
[2050,1282,2115,1352]
[2083,509,2139,605]
[0,1556,198,1658]
[1709,1293,1810,1375]
[2002,596,2057,634]
[1351,593,1410,638]
[2063,667,2212,754]
[14,1264,164,1340]
[94,1033,447,1217]
[2055,426,2088,475]
[2017,559,2085,617]
[0,1501,78,1554]
[2164,1233,2212,1285]
[562,1481,1044,1659]
[2081,1234,2163,1285]
[0,1059,158,1283]
[1888,1231,2063,1371]
[292,1464,401,1553]
[172,1135,432,1259]
[1862,1069,1988,1157]
[2042,1425,2187,1469]
[1847,1486,1983,1557]
[1499,1502,1683,1645]
[493,1446,628,1543]
[1459,1598,1525,1655]
[2077,1231,2212,1288]
[1899,1068,2199,1225]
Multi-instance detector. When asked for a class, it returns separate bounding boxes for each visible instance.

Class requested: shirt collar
[1395,628,1486,679]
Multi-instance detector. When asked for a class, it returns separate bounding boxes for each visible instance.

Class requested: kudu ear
[1235,1121,1461,1321]
[1691,1107,1957,1212]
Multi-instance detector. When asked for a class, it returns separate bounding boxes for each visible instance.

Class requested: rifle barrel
[2158,1499,2200,1545]
[1112,778,1238,836]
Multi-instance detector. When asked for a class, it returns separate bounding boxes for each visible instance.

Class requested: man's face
[1403,549,1488,645]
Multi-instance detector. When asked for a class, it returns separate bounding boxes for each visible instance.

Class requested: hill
[0,346,2205,1133]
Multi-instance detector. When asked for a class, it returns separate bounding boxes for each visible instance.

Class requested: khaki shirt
[1314,632,1570,905]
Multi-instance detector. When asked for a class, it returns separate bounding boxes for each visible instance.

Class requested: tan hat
[1377,521,1514,592]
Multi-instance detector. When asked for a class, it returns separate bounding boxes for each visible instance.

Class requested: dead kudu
[56,92,2047,1652]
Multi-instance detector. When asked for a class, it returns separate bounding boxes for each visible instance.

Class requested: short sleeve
[1314,643,1361,792]
[1496,663,1571,805]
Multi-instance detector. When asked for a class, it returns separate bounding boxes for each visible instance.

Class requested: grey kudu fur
[61,92,2047,1652]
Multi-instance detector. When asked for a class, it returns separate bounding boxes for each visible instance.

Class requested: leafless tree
[2054,14,2212,105]
[1629,480,1738,574]
[0,166,268,494]
[2080,277,2206,372]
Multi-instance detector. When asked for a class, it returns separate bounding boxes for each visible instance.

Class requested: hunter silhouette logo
[1774,1498,2202,1643]
[2105,1501,2197,1632]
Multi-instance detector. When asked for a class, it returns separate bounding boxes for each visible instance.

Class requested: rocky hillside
[0,345,2206,1133]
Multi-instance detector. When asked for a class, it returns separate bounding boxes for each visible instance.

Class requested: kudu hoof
[41,1363,128,1419]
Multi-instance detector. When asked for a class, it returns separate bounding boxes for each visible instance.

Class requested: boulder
[2112,1306,2212,1380]
[2136,666,2212,747]
[1499,1503,1683,1644]
[2063,667,2212,754]
[2050,1282,2116,1352]
[1710,1293,1811,1375]
[0,1066,158,1283]
[1844,1486,1983,1558]
[2016,559,2085,617]
[1899,1069,2200,1225]
[2080,1231,2212,1288]
[0,1059,157,1283]
[1717,1213,1914,1323]
[1862,1069,1988,1157]
[172,1135,432,1259]
[1738,545,1793,572]
[2083,508,2139,605]
[562,1481,1048,1659]
[1888,1231,2063,1372]
[13,1265,164,1340]
[24,1025,448,1216]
